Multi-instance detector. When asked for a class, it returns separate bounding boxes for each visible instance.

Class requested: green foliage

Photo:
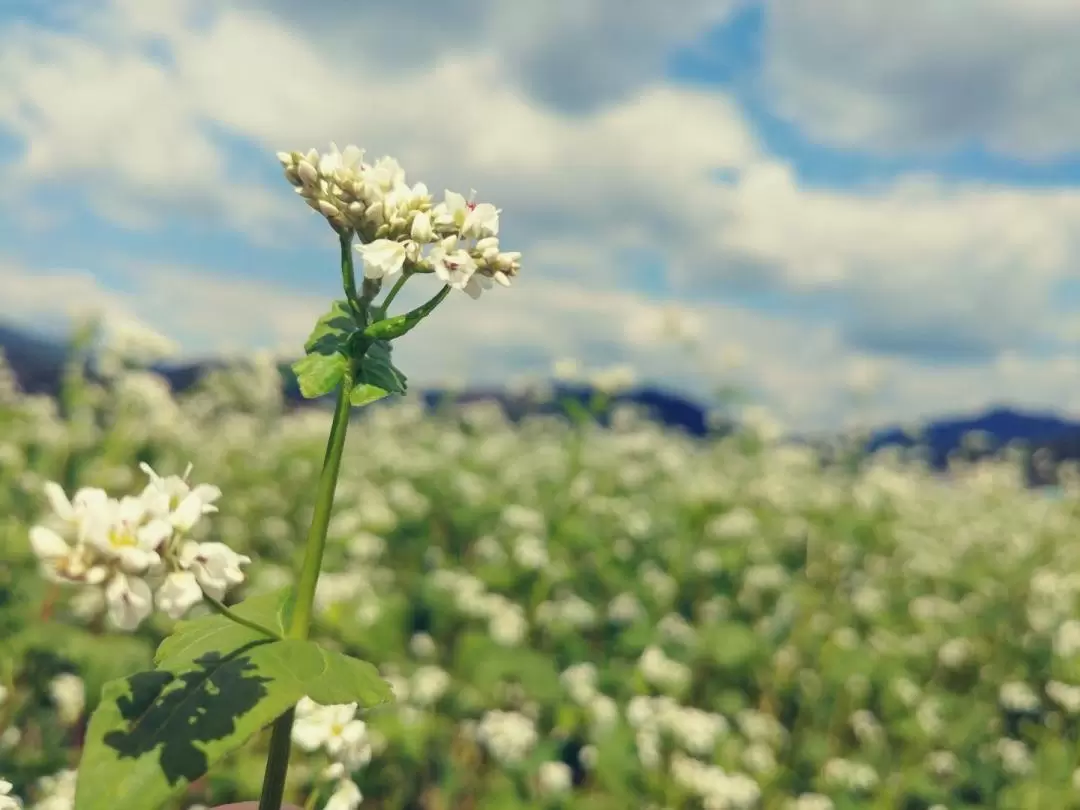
[6,351,1080,809]
[73,590,390,810]
[291,298,407,405]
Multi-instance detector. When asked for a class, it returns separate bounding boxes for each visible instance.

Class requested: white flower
[434,190,500,238]
[28,526,106,585]
[462,272,493,301]
[33,769,77,810]
[0,778,22,810]
[537,761,572,795]
[430,239,477,290]
[139,463,221,531]
[409,666,450,707]
[292,699,371,767]
[42,482,108,537]
[464,202,499,239]
[176,541,251,601]
[48,674,85,726]
[156,571,205,619]
[83,495,169,575]
[410,210,434,243]
[104,573,154,631]
[357,239,409,280]
[324,779,362,810]
[476,710,537,765]
[318,142,365,179]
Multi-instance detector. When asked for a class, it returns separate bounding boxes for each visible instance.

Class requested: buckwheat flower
[488,604,528,646]
[42,482,108,538]
[175,541,251,601]
[1055,619,1080,658]
[430,239,478,290]
[139,463,221,528]
[0,729,19,751]
[476,710,538,765]
[462,271,493,300]
[1047,680,1080,714]
[822,758,878,793]
[410,210,434,243]
[29,527,107,586]
[0,779,21,810]
[996,738,1032,775]
[409,666,450,707]
[925,750,958,779]
[33,769,76,810]
[324,779,362,810]
[291,699,364,756]
[561,663,598,705]
[588,694,619,734]
[364,156,406,198]
[104,572,154,631]
[48,674,85,726]
[356,238,410,280]
[317,142,365,179]
[155,571,205,620]
[999,681,1039,713]
[83,495,169,575]
[409,632,437,659]
[638,646,690,693]
[787,794,833,810]
[537,761,572,796]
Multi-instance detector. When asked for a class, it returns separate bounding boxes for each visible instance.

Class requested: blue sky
[3,0,1080,431]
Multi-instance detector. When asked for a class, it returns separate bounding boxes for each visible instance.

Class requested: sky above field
[2,0,1080,431]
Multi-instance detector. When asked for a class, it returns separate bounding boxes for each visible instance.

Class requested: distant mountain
[2,322,1080,485]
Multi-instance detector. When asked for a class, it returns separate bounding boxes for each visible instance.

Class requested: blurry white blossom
[476,710,537,765]
[0,780,21,810]
[47,674,85,726]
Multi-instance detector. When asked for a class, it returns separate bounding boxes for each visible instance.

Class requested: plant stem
[381,270,411,310]
[339,232,361,314]
[257,370,354,810]
[203,595,282,640]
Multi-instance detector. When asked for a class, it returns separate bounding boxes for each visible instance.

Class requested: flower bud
[297,159,319,187]
[411,211,434,243]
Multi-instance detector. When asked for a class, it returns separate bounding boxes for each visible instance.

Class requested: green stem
[381,270,412,311]
[204,595,282,640]
[339,232,361,315]
[257,371,354,810]
[362,285,451,341]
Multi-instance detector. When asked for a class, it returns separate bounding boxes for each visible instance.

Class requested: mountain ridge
[3,323,1078,485]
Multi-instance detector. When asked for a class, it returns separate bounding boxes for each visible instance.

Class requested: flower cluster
[291,697,374,810]
[28,463,249,630]
[277,144,521,299]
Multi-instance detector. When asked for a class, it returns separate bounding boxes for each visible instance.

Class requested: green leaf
[347,339,407,407]
[154,589,290,668]
[304,299,359,355]
[350,383,391,407]
[359,340,407,394]
[292,351,348,399]
[292,299,361,400]
[76,631,392,810]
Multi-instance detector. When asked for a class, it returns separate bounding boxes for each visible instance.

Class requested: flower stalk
[258,356,356,810]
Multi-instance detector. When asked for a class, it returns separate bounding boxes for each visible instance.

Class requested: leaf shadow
[307,330,351,357]
[103,641,274,787]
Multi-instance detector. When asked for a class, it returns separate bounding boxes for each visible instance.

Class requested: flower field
[2,346,1080,810]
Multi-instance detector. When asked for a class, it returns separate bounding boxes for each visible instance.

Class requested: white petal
[43,482,74,520]
[156,571,204,619]
[29,526,69,559]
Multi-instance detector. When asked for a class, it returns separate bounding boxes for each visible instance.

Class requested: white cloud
[761,0,1080,159]
[2,0,1080,428]
[5,256,1080,432]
